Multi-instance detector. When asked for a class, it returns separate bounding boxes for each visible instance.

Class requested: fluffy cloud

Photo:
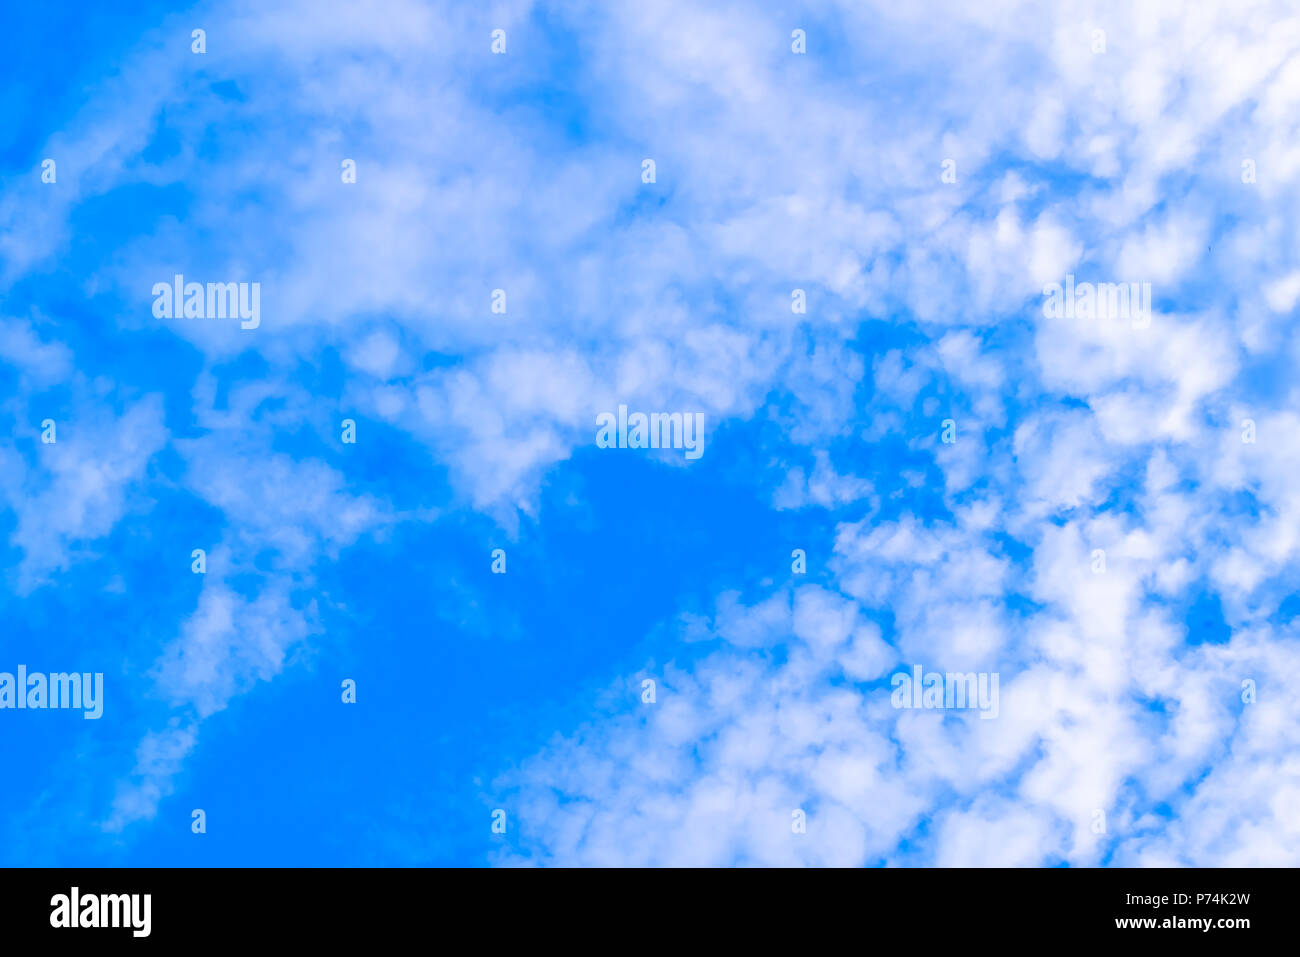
[4,0,1299,865]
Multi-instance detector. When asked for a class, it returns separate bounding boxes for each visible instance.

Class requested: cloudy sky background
[2,0,1299,865]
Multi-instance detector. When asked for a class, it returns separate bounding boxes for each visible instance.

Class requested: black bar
[0,867,1282,943]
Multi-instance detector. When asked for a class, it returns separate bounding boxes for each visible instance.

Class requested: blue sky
[2,0,1299,867]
